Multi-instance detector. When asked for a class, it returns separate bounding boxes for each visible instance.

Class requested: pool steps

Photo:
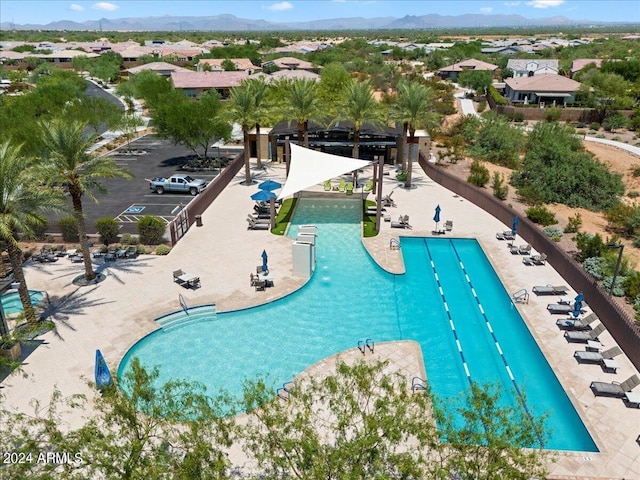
[155,305,217,332]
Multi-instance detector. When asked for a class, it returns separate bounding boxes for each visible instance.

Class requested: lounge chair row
[496,230,515,241]
[509,243,531,255]
[523,253,547,266]
[173,269,200,289]
[391,215,411,229]
[324,179,354,194]
[247,217,270,230]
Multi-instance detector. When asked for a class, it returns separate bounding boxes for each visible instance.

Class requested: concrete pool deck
[2,161,639,478]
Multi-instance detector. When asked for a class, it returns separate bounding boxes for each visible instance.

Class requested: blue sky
[1,0,639,25]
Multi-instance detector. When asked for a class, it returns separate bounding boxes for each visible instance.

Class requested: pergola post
[285,136,290,177]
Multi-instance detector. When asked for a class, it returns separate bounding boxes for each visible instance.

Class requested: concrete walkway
[584,135,640,157]
[2,161,639,479]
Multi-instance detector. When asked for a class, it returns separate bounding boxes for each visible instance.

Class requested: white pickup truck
[149,174,207,195]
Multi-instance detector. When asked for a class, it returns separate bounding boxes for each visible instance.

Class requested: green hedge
[137,215,166,245]
[487,85,507,106]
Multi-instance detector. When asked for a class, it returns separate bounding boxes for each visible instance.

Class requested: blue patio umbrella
[258,179,282,192]
[512,216,519,236]
[251,190,277,202]
[261,249,268,272]
[433,204,441,231]
[572,292,584,318]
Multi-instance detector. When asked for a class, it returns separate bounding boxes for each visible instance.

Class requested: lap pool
[118,197,597,452]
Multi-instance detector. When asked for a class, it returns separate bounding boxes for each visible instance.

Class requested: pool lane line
[448,240,541,437]
[423,239,473,386]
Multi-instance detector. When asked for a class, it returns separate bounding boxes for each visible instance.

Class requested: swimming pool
[118,197,597,451]
[1,290,44,315]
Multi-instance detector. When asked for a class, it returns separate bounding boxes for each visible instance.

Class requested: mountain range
[0,13,626,32]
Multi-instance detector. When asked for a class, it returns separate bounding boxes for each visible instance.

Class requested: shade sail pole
[375,155,384,231]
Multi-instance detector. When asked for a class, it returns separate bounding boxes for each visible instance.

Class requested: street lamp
[607,243,624,296]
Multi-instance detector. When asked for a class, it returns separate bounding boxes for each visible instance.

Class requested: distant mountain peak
[0,12,624,32]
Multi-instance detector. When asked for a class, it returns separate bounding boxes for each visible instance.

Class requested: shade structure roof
[277,144,372,200]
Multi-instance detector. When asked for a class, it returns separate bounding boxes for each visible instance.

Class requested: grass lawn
[271,198,297,235]
[363,200,378,237]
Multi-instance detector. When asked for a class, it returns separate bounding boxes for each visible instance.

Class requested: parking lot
[47,135,228,236]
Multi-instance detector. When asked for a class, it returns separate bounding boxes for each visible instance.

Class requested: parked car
[149,174,207,195]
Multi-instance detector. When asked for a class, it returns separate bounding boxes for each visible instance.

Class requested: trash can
[195,215,203,227]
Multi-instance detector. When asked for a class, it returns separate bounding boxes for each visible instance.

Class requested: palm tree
[38,120,132,282]
[339,80,383,162]
[0,141,63,326]
[250,77,271,171]
[283,78,320,148]
[392,81,435,188]
[227,81,259,185]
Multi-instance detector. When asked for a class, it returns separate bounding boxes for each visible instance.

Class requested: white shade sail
[277,143,373,200]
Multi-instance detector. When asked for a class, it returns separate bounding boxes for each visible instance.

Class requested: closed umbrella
[261,250,268,273]
[433,205,441,232]
[512,216,519,236]
[572,292,584,318]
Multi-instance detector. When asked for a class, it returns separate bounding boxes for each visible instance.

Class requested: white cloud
[504,1,521,6]
[92,2,119,12]
[70,4,84,11]
[480,7,493,13]
[526,0,564,8]
[268,1,294,11]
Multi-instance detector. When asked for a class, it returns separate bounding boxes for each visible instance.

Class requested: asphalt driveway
[46,135,222,236]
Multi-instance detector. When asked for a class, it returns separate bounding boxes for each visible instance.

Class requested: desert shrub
[137,215,166,245]
[574,232,606,259]
[605,202,639,236]
[596,133,605,138]
[30,218,49,241]
[511,122,624,210]
[396,170,407,182]
[582,256,605,280]
[623,271,640,299]
[155,244,171,255]
[603,275,626,296]
[589,122,601,131]
[120,233,132,244]
[525,206,557,226]
[577,121,586,128]
[469,113,523,168]
[467,160,490,187]
[564,212,582,233]
[94,217,120,245]
[603,113,628,132]
[136,244,149,254]
[543,226,563,239]
[476,100,487,113]
[487,85,507,105]
[631,165,640,177]
[628,191,640,198]
[58,216,78,242]
[544,107,562,122]
[491,171,509,200]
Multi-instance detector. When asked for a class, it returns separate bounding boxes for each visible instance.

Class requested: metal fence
[419,153,640,371]
[168,152,245,245]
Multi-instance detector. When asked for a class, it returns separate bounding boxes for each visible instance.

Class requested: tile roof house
[196,58,262,74]
[570,59,603,77]
[506,59,559,77]
[267,69,320,82]
[126,61,191,77]
[504,75,581,105]
[170,70,250,98]
[262,56,318,72]
[35,49,100,63]
[438,58,499,80]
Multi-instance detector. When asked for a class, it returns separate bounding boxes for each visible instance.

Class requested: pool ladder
[389,238,400,250]
[277,381,295,401]
[512,288,529,304]
[179,294,189,313]
[357,338,375,355]
[411,377,428,393]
